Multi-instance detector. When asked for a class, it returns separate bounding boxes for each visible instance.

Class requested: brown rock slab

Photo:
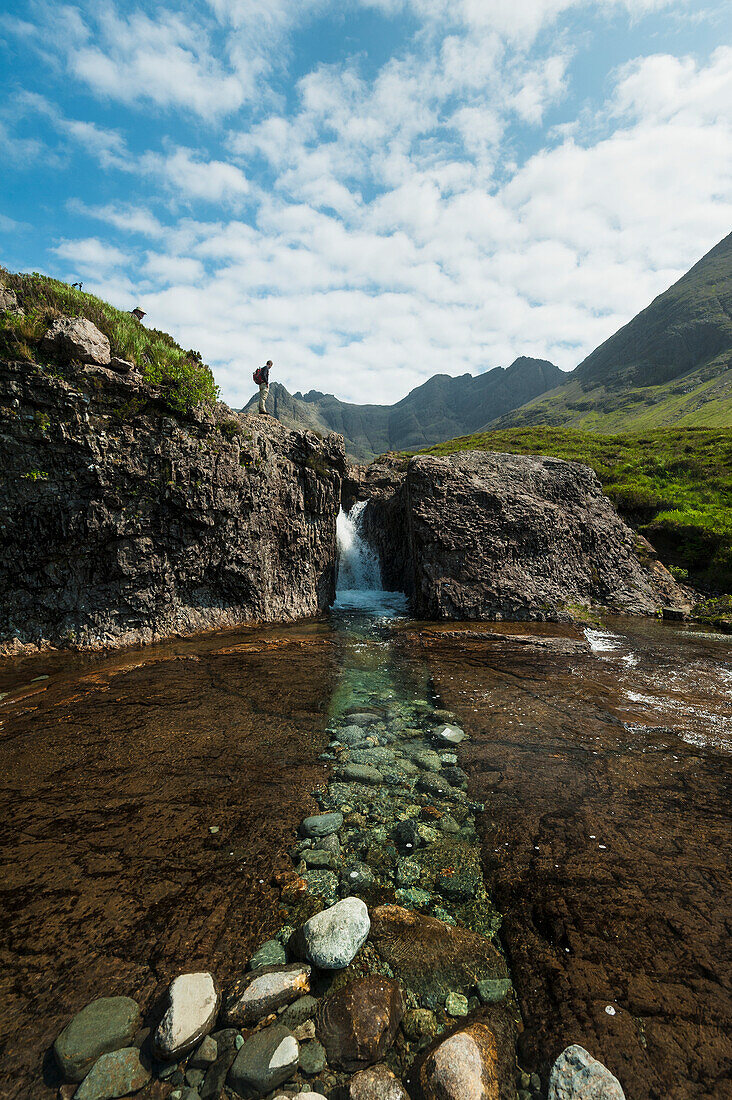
[420,1023,499,1100]
[222,963,311,1026]
[317,975,404,1071]
[370,905,507,1008]
[348,1062,410,1100]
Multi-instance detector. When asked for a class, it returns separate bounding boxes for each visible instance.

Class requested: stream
[0,506,730,1099]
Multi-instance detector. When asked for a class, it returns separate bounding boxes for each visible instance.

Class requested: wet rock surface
[221,963,311,1026]
[0,357,346,651]
[362,451,688,620]
[53,997,141,1083]
[301,898,371,969]
[73,1047,150,1100]
[227,1023,299,1094]
[317,976,404,1071]
[154,972,219,1059]
[549,1045,626,1099]
[424,618,732,1100]
[419,1022,500,1100]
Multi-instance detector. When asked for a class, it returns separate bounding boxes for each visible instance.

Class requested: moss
[218,418,242,440]
[0,267,219,414]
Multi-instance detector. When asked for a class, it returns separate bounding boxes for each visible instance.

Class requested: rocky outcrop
[0,357,346,652]
[361,450,689,620]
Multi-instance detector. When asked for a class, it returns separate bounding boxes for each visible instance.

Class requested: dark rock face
[0,359,346,651]
[317,976,404,1071]
[362,450,688,621]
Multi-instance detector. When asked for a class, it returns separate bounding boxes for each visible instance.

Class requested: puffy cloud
[53,236,131,272]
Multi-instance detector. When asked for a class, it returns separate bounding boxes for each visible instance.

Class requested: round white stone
[302,897,370,969]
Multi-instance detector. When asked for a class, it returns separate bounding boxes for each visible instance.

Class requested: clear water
[334,502,408,618]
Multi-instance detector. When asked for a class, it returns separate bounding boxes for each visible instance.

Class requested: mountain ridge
[243,356,564,460]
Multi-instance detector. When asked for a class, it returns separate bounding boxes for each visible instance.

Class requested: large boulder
[549,1045,626,1099]
[362,451,689,621]
[41,317,111,366]
[53,996,141,1083]
[317,975,403,1071]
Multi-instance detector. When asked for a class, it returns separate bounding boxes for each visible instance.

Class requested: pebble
[73,1047,150,1100]
[273,1094,326,1100]
[248,939,287,970]
[476,978,513,1005]
[337,725,369,746]
[292,1020,316,1042]
[222,964,311,1026]
[315,832,341,857]
[548,1045,626,1099]
[302,848,337,870]
[227,1024,299,1095]
[185,1068,205,1088]
[189,1036,218,1069]
[54,997,142,1083]
[432,724,466,745]
[420,1022,499,1100]
[395,858,422,886]
[154,973,219,1060]
[445,992,469,1017]
[337,763,385,785]
[348,1063,410,1100]
[401,1008,437,1042]
[303,869,340,904]
[278,995,319,1029]
[200,1051,237,1100]
[299,1039,327,1075]
[317,975,404,1071]
[393,819,424,852]
[340,861,376,893]
[302,897,371,969]
[301,812,343,838]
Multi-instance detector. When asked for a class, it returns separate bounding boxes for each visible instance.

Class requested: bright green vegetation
[408,426,732,592]
[0,268,219,414]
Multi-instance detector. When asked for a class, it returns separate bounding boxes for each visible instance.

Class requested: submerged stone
[433,724,466,745]
[420,1022,499,1100]
[299,1039,327,1075]
[302,897,370,969]
[317,975,404,1071]
[222,964,311,1026]
[445,992,469,1017]
[348,1063,410,1100]
[248,939,287,970]
[337,764,385,785]
[301,812,343,838]
[279,995,319,1029]
[476,978,513,1005]
[303,869,340,904]
[73,1047,150,1100]
[548,1045,626,1099]
[54,997,142,1083]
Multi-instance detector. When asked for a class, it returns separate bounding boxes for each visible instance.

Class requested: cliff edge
[0,357,346,652]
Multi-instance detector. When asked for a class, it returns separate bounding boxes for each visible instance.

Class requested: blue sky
[1,0,731,406]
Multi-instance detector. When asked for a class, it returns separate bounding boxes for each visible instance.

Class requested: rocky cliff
[361,451,688,620]
[0,358,346,652]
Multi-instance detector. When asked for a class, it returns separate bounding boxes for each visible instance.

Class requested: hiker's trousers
[258,383,269,413]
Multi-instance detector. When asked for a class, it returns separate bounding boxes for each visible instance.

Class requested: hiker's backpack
[253,367,264,384]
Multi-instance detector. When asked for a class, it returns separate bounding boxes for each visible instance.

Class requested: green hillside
[404,426,732,592]
[243,357,563,461]
[0,268,219,413]
[496,231,732,431]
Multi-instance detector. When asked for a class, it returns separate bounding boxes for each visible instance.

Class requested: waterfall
[336,500,382,592]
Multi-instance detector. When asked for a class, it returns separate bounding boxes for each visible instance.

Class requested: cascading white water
[336,500,382,591]
[334,502,407,615]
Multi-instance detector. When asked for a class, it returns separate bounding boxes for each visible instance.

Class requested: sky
[1,1,731,407]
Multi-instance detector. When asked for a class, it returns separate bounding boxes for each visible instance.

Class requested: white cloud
[140,146,250,204]
[53,236,131,272]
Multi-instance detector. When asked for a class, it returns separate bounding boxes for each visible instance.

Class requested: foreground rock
[317,975,404,1070]
[228,1024,299,1095]
[348,1062,410,1099]
[362,451,688,620]
[420,1022,499,1100]
[41,317,111,366]
[73,1047,150,1100]
[0,357,346,651]
[549,1046,626,1099]
[222,964,311,1026]
[53,997,141,1082]
[302,897,370,969]
[154,972,219,1060]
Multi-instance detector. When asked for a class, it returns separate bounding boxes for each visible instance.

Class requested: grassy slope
[404,426,732,592]
[0,269,219,413]
[495,231,732,432]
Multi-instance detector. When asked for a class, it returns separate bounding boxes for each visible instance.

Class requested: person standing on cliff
[253,360,272,414]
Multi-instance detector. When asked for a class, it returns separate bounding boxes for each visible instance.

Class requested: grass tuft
[0,268,219,414]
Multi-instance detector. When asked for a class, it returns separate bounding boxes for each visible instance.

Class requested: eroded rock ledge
[360,451,688,620]
[0,358,346,652]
